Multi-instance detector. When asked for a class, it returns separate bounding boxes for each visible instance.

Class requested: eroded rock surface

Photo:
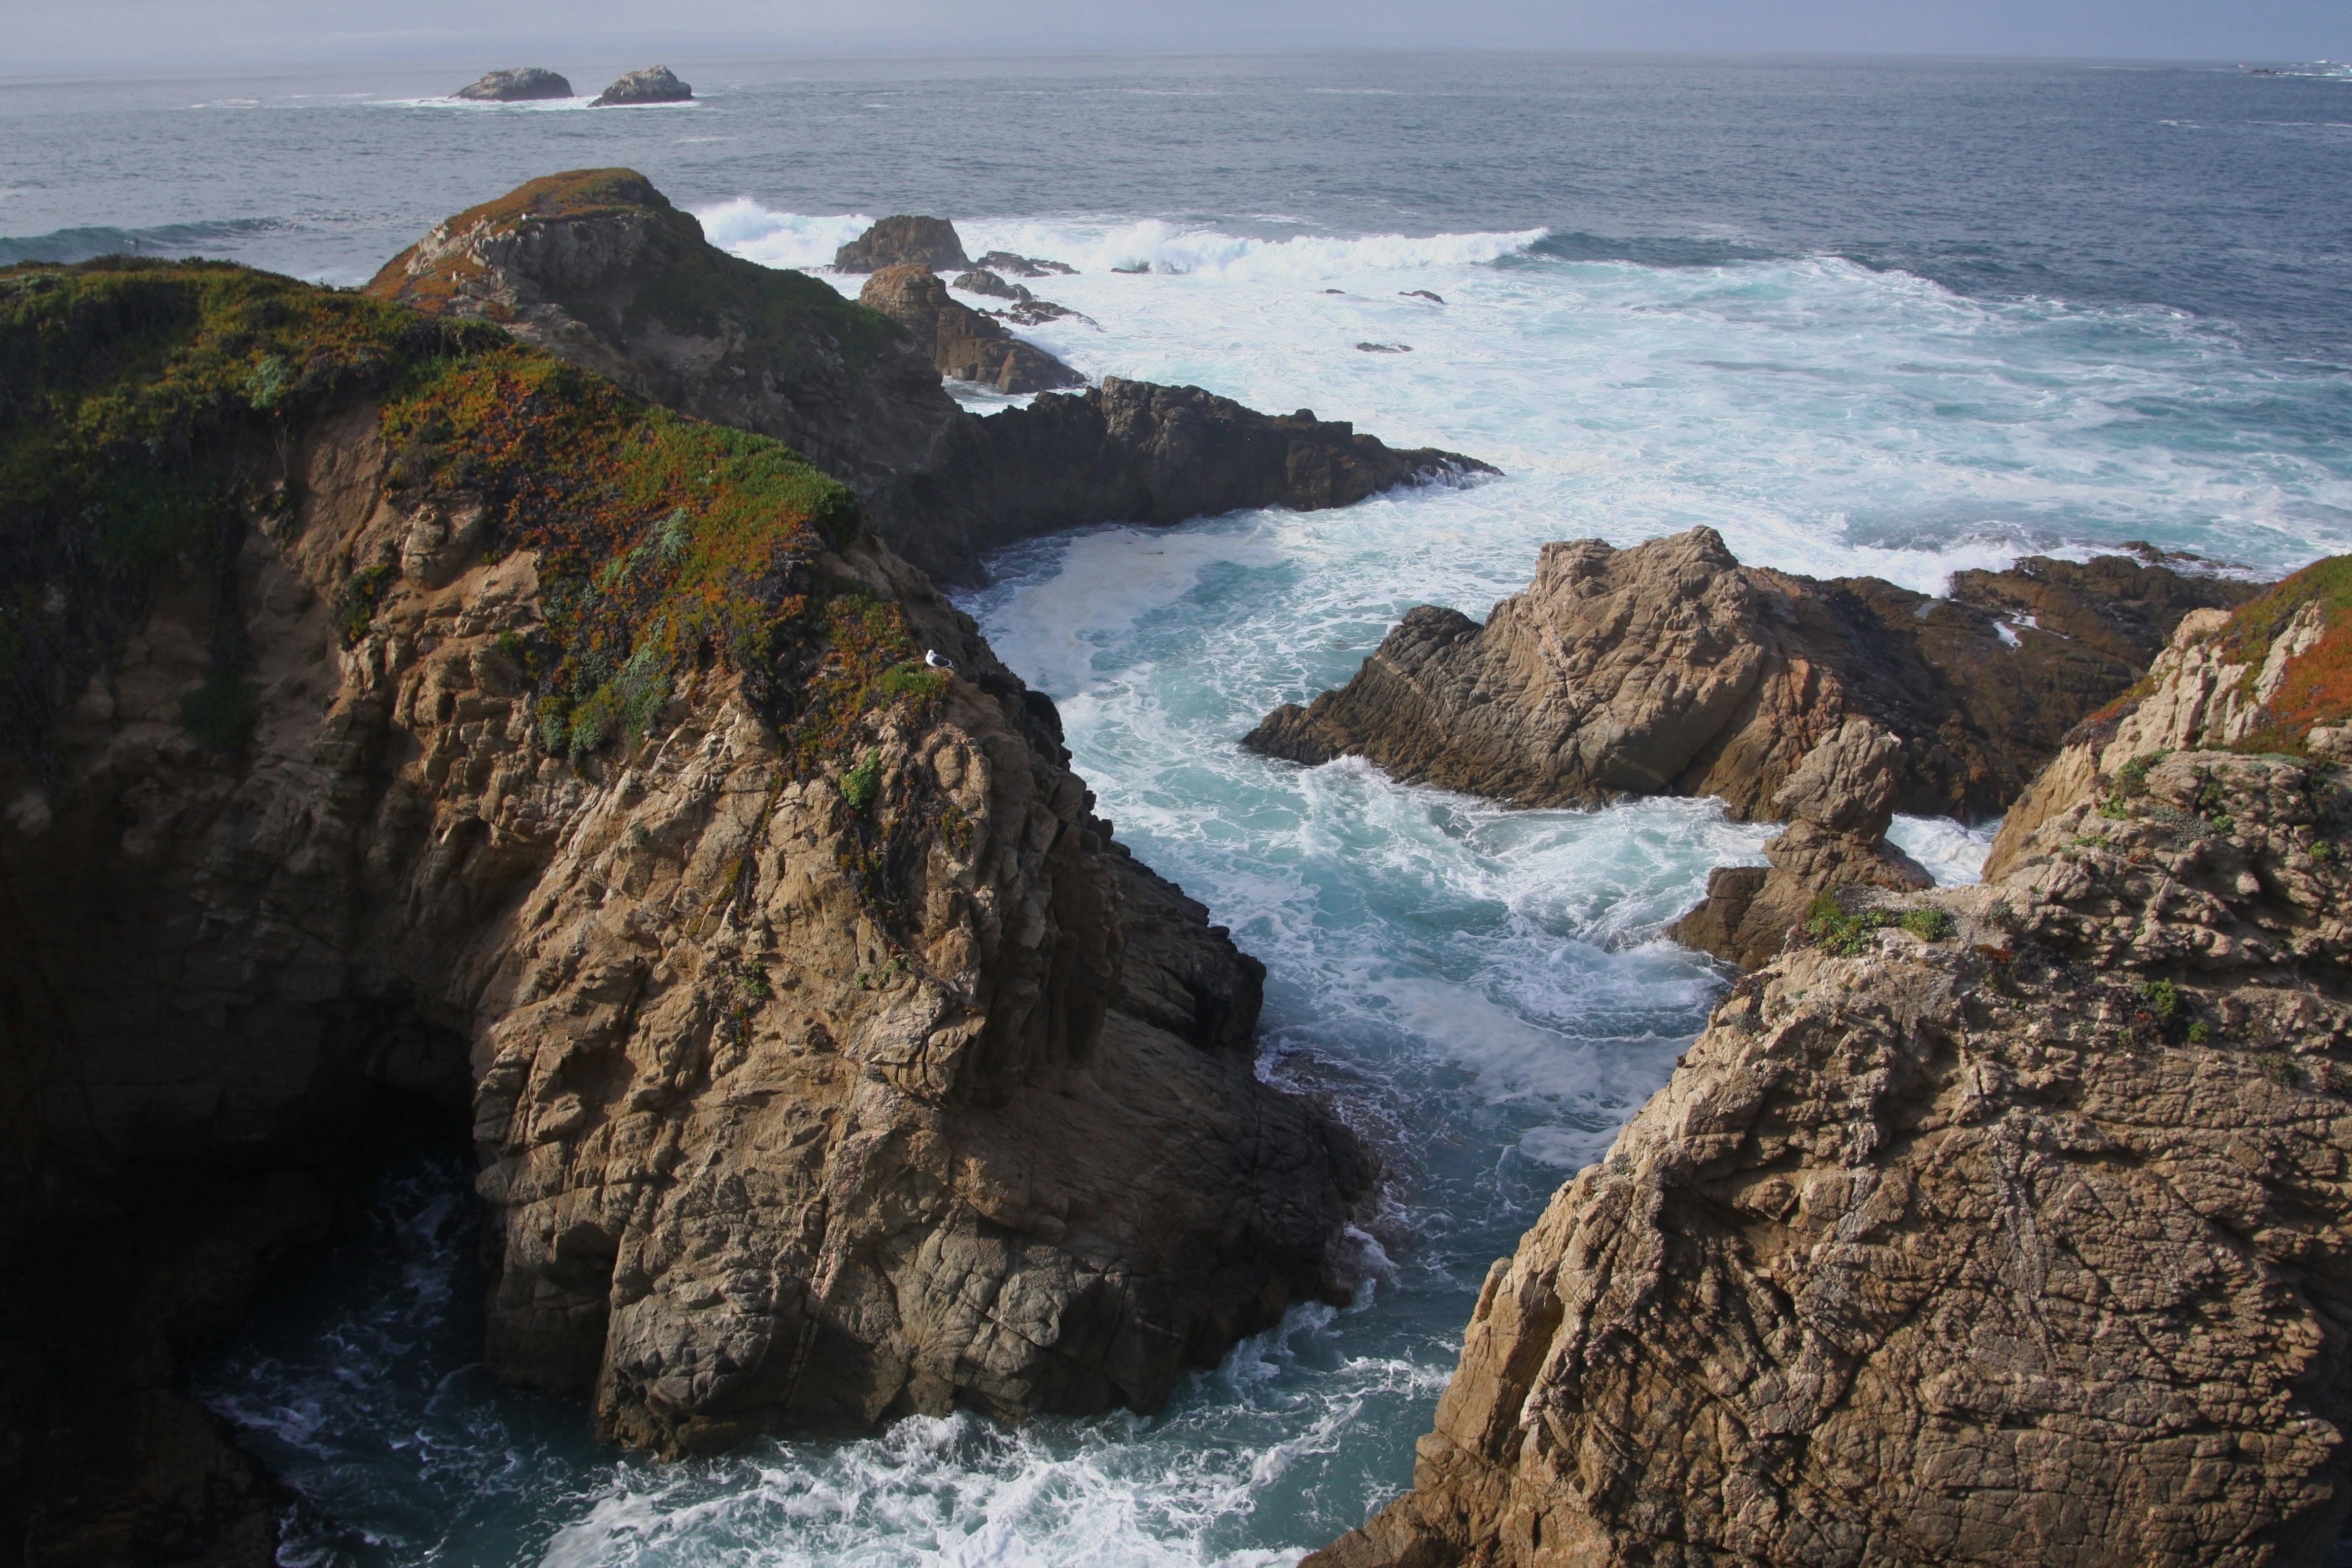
[1247,528,2249,823]
[1311,577,2352,1568]
[1,261,1369,1561]
[592,66,692,106]
[858,263,1086,394]
[373,171,1487,585]
[835,215,972,274]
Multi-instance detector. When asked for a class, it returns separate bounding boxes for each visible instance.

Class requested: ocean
[12,47,2351,1566]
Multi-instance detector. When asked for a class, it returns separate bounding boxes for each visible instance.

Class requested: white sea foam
[1888,813,2001,885]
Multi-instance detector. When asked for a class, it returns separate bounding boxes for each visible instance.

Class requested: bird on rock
[925,649,957,672]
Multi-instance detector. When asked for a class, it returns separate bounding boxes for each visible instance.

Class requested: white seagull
[924,648,957,673]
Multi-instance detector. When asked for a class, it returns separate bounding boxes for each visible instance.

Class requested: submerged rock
[859,263,1085,394]
[975,249,1076,277]
[372,170,1490,586]
[454,66,573,101]
[0,260,1371,1550]
[1312,571,2352,1567]
[835,215,971,273]
[591,65,692,106]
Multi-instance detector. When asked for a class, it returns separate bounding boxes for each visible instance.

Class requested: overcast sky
[5,0,2344,77]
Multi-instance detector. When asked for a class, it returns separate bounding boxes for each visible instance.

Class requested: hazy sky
[5,0,2345,77]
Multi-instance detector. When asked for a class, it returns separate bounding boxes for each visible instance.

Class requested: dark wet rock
[1401,290,1445,302]
[1355,342,1411,352]
[834,215,970,273]
[975,250,1076,277]
[858,264,1086,394]
[454,67,573,101]
[591,65,692,106]
[952,269,1031,300]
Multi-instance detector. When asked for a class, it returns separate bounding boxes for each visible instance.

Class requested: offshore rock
[835,215,971,273]
[975,250,1077,277]
[1,262,1369,1559]
[1311,564,2352,1567]
[1246,527,2251,824]
[591,65,692,106]
[455,67,574,101]
[374,171,1492,586]
[858,263,1086,394]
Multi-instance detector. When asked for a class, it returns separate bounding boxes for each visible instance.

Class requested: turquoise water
[107,48,2352,1565]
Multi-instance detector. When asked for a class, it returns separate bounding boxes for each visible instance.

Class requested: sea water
[15,48,2348,1565]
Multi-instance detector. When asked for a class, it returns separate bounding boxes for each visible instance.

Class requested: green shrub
[840,749,883,812]
[1900,907,1955,942]
[2140,978,2180,1019]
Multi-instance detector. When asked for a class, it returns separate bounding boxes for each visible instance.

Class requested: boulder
[952,268,1031,300]
[454,67,573,101]
[1311,573,2352,1568]
[591,65,691,106]
[835,215,971,273]
[858,263,1085,394]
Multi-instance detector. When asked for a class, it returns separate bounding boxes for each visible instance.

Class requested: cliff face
[371,171,1490,585]
[1310,577,2352,1568]
[0,261,1368,1561]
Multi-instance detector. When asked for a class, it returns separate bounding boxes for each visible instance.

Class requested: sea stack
[591,65,692,106]
[453,67,573,101]
[835,215,972,272]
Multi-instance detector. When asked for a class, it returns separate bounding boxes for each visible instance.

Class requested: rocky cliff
[0,258,1369,1562]
[857,263,1086,394]
[1246,527,2251,967]
[370,172,1489,585]
[1309,562,2352,1567]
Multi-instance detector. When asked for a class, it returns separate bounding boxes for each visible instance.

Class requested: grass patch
[1805,894,1952,956]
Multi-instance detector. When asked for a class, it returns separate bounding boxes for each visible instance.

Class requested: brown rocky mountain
[1310,561,2352,1567]
[0,259,1368,1561]
[367,172,1489,584]
[1245,526,2252,967]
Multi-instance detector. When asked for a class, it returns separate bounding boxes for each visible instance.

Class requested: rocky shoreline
[1307,566,2352,1566]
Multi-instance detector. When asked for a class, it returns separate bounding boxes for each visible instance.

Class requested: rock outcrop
[1246,527,2251,967]
[591,65,692,106]
[455,67,573,101]
[858,263,1086,394]
[974,250,1077,278]
[373,171,1494,586]
[1310,563,2352,1567]
[1,259,1369,1560]
[835,215,971,274]
[365,169,965,504]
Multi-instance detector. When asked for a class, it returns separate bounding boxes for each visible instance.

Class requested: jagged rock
[877,379,1495,581]
[454,67,573,101]
[1247,528,2252,825]
[1311,570,2352,1568]
[372,170,1495,586]
[1,261,1372,1553]
[835,215,971,273]
[591,65,692,106]
[952,269,1030,300]
[975,250,1076,277]
[858,264,1086,395]
[366,168,963,503]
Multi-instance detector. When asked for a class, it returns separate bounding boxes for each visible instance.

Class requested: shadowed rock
[859,263,1086,394]
[591,65,691,106]
[455,67,573,101]
[835,215,971,273]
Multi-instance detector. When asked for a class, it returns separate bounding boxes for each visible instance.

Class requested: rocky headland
[454,67,573,101]
[591,65,692,107]
[0,258,1370,1560]
[369,172,1491,585]
[1309,559,2352,1566]
[1246,527,2251,967]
